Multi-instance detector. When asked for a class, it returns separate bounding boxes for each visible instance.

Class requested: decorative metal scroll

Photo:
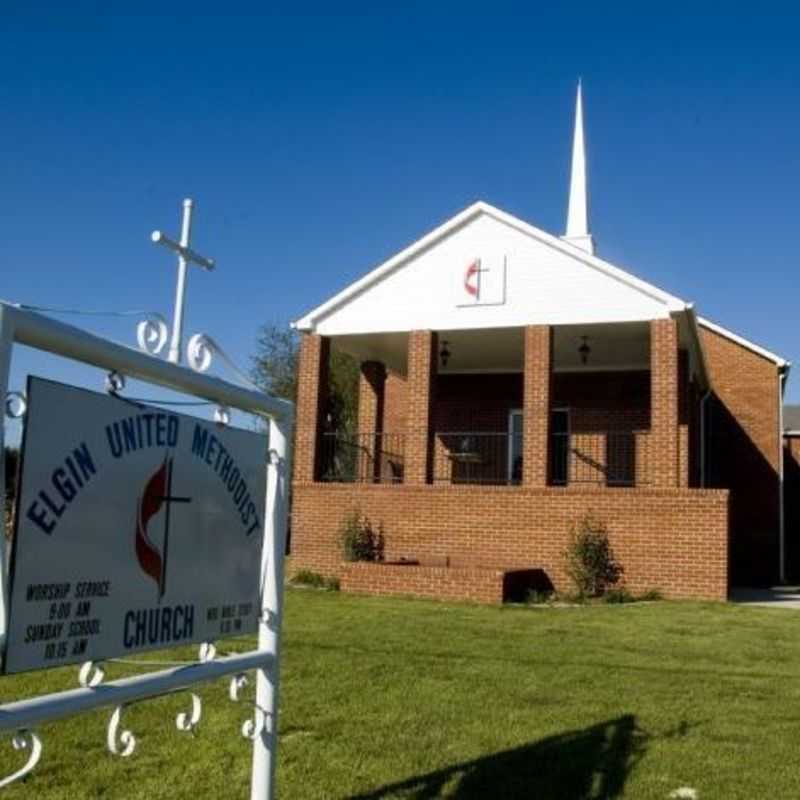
[132,315,258,393]
[136,313,169,356]
[107,706,137,757]
[227,673,267,741]
[0,731,43,789]
[4,391,26,419]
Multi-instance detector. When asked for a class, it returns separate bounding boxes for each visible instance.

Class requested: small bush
[637,588,663,602]
[340,509,384,562]
[525,589,553,605]
[291,570,340,591]
[564,513,622,598]
[552,591,587,605]
[604,587,635,604]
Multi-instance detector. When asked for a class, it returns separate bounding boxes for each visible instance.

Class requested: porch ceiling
[332,321,652,375]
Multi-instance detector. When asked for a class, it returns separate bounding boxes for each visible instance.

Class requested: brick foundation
[292,483,730,601]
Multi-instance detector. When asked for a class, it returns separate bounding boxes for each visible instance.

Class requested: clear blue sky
[2,1,799,442]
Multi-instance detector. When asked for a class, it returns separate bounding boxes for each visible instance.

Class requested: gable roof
[292,200,688,331]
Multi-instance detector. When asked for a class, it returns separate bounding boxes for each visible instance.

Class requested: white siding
[314,212,670,336]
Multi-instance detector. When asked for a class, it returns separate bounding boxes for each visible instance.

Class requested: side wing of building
[700,325,784,585]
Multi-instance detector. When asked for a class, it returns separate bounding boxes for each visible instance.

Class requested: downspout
[684,304,711,488]
[778,368,787,584]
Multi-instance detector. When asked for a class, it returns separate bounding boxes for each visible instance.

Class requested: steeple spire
[563,80,595,255]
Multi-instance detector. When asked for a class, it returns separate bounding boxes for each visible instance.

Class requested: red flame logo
[135,457,168,593]
[464,260,480,297]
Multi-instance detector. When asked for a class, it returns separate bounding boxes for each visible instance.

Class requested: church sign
[3,377,267,674]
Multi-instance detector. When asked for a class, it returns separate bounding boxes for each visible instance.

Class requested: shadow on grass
[349,715,646,800]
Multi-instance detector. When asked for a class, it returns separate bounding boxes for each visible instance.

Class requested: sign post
[0,304,13,650]
[252,416,290,800]
[0,301,293,798]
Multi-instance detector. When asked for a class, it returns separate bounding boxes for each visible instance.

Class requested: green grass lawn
[2,589,800,798]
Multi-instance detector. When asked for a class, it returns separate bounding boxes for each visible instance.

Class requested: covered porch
[297,318,700,491]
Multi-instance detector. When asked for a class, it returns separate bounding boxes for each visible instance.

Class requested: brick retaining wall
[340,562,508,604]
[292,483,730,601]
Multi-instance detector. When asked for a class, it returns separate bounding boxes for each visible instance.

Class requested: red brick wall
[701,326,781,585]
[357,361,386,481]
[429,371,651,424]
[433,373,522,431]
[553,371,650,410]
[554,371,652,486]
[384,369,653,435]
[383,370,407,433]
[291,483,729,600]
[358,361,386,435]
[340,562,505,604]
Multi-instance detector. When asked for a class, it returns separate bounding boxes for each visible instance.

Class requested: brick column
[523,325,552,487]
[294,334,330,483]
[650,318,680,487]
[405,331,437,485]
[357,360,386,481]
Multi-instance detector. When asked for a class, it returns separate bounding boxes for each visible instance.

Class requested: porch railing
[432,432,521,485]
[431,412,651,487]
[551,429,651,486]
[318,432,405,484]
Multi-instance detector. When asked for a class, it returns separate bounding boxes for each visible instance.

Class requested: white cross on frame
[151,198,215,364]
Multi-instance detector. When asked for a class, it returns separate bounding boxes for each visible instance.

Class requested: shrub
[604,587,634,604]
[564,513,622,598]
[291,569,340,591]
[638,588,663,602]
[525,589,553,605]
[340,509,384,563]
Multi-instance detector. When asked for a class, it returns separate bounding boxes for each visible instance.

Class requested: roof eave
[698,317,789,368]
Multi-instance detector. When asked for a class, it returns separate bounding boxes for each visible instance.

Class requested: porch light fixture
[439,340,451,369]
[578,335,591,365]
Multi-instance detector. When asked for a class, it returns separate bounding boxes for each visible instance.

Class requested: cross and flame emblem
[135,455,192,600]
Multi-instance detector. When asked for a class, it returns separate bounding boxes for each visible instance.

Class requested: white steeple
[563,80,595,255]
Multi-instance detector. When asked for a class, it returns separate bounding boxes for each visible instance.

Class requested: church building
[289,86,792,603]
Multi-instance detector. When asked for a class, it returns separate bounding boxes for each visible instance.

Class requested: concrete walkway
[730,586,800,609]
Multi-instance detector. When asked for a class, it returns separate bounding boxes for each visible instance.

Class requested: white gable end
[295,204,685,336]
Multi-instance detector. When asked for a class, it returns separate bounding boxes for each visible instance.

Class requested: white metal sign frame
[0,300,293,799]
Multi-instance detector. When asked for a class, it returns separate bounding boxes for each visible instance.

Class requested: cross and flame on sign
[135,456,192,601]
[463,258,490,300]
